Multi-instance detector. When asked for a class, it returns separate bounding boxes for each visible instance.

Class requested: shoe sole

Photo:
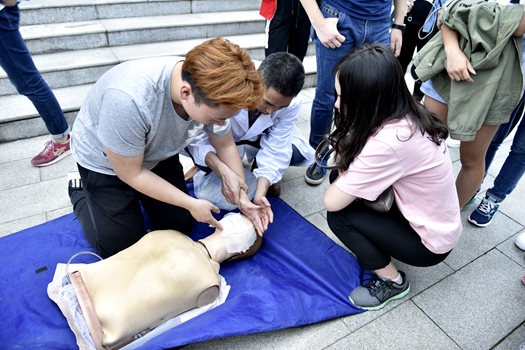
[304,173,325,186]
[467,215,494,227]
[31,150,71,167]
[349,284,411,311]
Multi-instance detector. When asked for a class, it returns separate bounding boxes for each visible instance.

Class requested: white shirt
[186,94,314,185]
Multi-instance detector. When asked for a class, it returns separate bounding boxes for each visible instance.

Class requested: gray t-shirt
[71,56,230,175]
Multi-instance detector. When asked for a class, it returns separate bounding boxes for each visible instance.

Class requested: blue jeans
[0,5,70,138]
[309,1,391,152]
[481,36,525,202]
[483,93,525,202]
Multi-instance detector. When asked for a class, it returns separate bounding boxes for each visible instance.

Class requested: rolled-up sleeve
[253,98,301,184]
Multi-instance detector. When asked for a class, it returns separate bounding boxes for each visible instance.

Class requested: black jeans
[265,0,311,62]
[71,154,193,258]
[326,170,450,271]
[397,21,438,100]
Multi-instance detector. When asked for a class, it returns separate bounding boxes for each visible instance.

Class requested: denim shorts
[421,79,446,104]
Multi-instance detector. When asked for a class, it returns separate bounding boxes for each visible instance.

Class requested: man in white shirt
[186,52,314,222]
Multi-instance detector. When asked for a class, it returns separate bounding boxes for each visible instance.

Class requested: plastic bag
[193,168,257,211]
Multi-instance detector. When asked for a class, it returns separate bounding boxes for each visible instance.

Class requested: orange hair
[182,37,264,110]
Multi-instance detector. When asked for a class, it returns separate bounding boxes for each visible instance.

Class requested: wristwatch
[392,23,406,33]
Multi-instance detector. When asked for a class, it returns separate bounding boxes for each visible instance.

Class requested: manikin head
[256,52,305,115]
[199,213,262,263]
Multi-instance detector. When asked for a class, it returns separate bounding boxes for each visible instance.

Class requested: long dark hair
[325,44,448,172]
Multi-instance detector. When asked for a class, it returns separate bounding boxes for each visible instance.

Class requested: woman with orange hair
[68,37,267,258]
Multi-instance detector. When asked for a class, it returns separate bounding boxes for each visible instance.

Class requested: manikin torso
[71,213,258,349]
[77,231,220,348]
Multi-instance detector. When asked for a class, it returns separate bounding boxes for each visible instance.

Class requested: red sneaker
[31,135,71,167]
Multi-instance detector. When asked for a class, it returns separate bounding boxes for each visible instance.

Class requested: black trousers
[71,154,194,258]
[397,22,437,99]
[326,170,450,271]
[265,0,311,62]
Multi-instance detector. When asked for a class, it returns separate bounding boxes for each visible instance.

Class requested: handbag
[363,186,395,212]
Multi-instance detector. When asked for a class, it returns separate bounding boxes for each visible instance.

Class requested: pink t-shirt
[335,118,463,254]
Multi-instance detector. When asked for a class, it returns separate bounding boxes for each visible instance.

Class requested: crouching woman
[324,44,462,311]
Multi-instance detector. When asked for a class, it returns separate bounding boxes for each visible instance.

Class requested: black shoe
[266,182,281,197]
[304,162,326,185]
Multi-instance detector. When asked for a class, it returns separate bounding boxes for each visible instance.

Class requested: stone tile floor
[1,87,525,349]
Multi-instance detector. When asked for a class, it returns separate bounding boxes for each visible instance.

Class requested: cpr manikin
[49,213,261,350]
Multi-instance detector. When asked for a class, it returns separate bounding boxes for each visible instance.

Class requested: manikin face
[216,213,256,253]
[256,87,294,115]
[199,213,259,263]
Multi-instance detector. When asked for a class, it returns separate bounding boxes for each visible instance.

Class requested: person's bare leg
[424,96,501,208]
[424,95,449,124]
[374,261,400,280]
[457,124,500,208]
[53,135,69,144]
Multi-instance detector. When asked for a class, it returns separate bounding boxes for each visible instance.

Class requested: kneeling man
[69,37,267,258]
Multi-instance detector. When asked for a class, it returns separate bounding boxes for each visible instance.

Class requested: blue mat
[0,184,364,349]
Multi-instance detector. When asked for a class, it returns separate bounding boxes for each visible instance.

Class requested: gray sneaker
[349,271,410,310]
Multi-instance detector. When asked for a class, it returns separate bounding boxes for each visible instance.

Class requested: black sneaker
[349,271,410,310]
[305,161,327,185]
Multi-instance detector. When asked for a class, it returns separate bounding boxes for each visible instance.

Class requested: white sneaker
[515,230,525,250]
[446,137,461,148]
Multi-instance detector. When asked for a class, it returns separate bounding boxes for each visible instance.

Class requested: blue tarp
[0,185,364,349]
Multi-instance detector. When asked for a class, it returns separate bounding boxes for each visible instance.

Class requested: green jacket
[414,0,524,141]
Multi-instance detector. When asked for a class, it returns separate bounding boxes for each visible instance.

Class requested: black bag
[363,186,394,212]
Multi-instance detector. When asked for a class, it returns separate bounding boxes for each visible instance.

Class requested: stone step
[18,0,262,26]
[0,52,316,143]
[0,33,315,96]
[19,10,265,55]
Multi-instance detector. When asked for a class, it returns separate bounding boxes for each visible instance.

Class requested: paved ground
[1,87,525,350]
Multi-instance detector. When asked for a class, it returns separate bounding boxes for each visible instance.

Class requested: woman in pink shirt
[323,44,462,311]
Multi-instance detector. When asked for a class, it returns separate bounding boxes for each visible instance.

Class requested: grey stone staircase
[0,0,316,143]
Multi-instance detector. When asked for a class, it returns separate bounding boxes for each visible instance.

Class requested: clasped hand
[188,194,271,236]
[238,190,271,236]
[220,167,248,207]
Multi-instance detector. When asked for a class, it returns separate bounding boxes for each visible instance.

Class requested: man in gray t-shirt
[69,37,267,258]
